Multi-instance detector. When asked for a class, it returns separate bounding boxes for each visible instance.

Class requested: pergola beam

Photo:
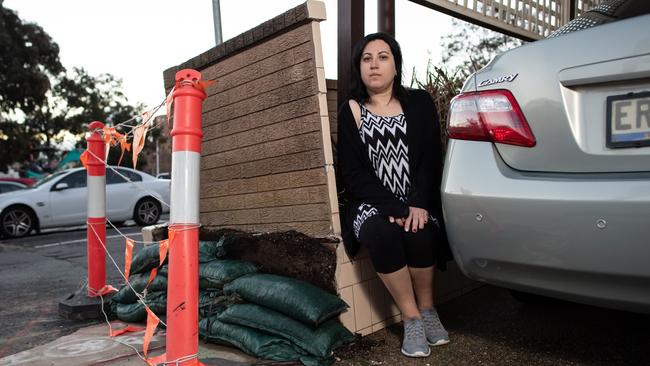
[337,0,365,105]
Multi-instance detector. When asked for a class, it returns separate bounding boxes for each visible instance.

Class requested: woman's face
[360,39,396,95]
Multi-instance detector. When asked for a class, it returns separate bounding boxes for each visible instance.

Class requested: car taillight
[447,90,536,147]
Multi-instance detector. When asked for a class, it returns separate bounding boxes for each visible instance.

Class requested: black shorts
[357,214,438,274]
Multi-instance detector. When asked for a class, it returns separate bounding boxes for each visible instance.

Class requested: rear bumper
[441,140,650,313]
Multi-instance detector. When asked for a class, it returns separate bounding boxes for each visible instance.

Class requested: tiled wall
[335,246,402,336]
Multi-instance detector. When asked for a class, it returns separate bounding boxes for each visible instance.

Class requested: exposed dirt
[200,228,339,295]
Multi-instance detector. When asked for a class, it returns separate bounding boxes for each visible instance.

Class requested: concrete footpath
[0,322,264,366]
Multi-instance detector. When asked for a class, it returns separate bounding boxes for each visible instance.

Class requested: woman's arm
[406,90,441,210]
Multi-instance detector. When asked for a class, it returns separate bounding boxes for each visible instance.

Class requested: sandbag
[112,272,168,304]
[199,316,331,366]
[199,237,228,262]
[198,260,258,289]
[199,289,239,318]
[223,274,348,326]
[217,303,356,359]
[130,243,166,275]
[114,291,166,323]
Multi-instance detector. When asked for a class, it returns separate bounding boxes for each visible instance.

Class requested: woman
[336,32,450,358]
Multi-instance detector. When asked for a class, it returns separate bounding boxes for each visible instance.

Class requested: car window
[107,169,142,184]
[547,0,650,38]
[106,169,125,185]
[31,171,66,188]
[57,171,87,189]
[0,183,23,193]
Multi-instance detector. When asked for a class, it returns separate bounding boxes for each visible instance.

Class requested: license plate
[606,91,650,148]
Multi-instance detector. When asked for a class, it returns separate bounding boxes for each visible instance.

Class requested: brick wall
[163,1,336,237]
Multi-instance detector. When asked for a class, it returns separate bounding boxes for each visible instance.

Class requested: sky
[4,0,455,113]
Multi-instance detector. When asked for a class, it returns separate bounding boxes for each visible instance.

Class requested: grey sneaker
[400,317,431,357]
[421,307,450,346]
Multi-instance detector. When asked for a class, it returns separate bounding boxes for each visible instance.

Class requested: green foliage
[0,1,143,171]
[441,18,524,78]
[411,65,464,154]
[411,19,524,152]
[0,1,63,115]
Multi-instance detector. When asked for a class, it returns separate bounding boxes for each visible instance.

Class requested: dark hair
[349,32,408,105]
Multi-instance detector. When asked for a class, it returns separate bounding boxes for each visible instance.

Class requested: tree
[411,18,524,153]
[441,18,523,77]
[0,1,63,115]
[0,2,143,172]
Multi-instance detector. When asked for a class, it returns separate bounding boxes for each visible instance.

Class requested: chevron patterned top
[358,105,411,201]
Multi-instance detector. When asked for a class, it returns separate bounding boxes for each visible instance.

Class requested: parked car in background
[0,167,170,238]
[442,1,650,313]
[0,177,36,186]
[156,172,170,180]
[0,181,27,194]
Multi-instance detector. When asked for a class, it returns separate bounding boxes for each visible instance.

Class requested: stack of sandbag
[200,273,356,366]
[111,236,356,365]
[111,239,257,322]
[111,243,169,322]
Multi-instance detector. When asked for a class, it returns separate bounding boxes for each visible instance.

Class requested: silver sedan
[442,4,650,313]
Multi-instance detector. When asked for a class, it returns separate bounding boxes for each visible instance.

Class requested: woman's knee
[403,224,436,267]
[358,215,402,248]
[358,216,406,273]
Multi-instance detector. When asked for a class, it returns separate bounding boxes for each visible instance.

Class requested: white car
[0,181,27,194]
[0,167,170,238]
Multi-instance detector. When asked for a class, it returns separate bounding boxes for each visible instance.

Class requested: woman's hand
[404,207,428,233]
[389,207,428,232]
[388,216,405,227]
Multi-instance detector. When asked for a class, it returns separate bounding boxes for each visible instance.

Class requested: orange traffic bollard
[166,69,206,365]
[86,121,107,296]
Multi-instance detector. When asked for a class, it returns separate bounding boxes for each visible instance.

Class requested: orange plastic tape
[109,325,145,337]
[159,239,169,267]
[143,306,160,357]
[124,239,135,281]
[80,150,89,169]
[96,284,118,296]
[146,268,158,289]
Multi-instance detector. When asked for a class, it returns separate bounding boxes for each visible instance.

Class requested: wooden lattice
[413,0,606,40]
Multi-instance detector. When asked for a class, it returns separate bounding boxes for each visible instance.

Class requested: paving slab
[0,322,259,366]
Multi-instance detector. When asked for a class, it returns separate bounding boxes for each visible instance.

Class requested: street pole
[86,121,107,296]
[212,0,223,45]
[58,121,112,320]
[166,69,206,365]
[156,138,160,177]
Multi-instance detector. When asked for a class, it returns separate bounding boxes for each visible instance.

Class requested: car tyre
[133,197,161,226]
[0,206,36,239]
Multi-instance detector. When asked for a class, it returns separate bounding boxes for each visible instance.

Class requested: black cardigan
[336,88,451,269]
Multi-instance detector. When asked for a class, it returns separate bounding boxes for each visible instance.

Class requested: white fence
[412,0,606,39]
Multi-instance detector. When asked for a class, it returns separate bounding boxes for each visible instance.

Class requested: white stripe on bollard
[87,175,106,218]
[170,151,200,224]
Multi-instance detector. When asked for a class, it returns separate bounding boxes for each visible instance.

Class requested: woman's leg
[358,214,430,357]
[358,215,421,318]
[409,266,434,310]
[402,223,436,309]
[377,267,420,319]
[403,224,449,345]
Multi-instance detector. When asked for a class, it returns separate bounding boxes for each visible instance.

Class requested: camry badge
[478,73,518,87]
